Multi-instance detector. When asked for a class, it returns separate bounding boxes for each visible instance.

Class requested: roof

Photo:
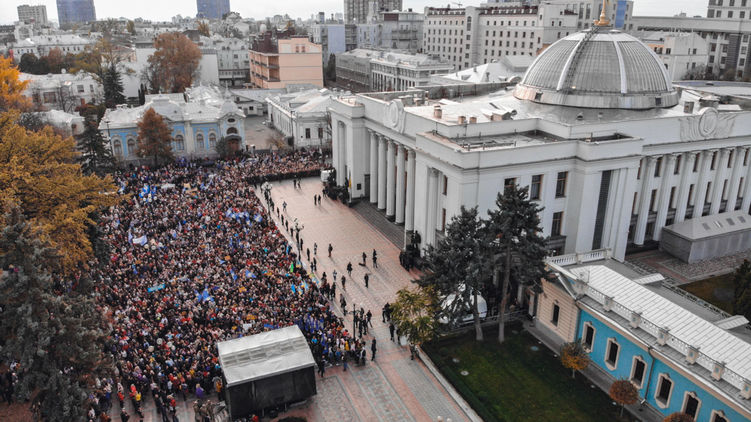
[20,71,99,89]
[99,95,242,129]
[568,265,751,390]
[663,210,751,241]
[515,28,680,110]
[436,57,531,84]
[268,88,334,114]
[343,48,452,69]
[216,325,315,387]
[13,34,93,47]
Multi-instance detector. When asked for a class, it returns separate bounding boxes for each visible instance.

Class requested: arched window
[226,127,238,135]
[196,133,204,149]
[209,133,217,149]
[174,135,185,151]
[127,138,136,156]
[113,139,123,157]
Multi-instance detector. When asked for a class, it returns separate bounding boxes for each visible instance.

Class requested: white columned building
[328,28,751,262]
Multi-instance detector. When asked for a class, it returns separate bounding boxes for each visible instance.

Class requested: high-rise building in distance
[197,0,231,19]
[17,4,48,24]
[344,0,402,23]
[56,0,96,26]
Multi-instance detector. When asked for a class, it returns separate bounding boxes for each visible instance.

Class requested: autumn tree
[560,341,590,378]
[0,206,112,421]
[663,412,694,422]
[0,56,31,113]
[137,107,173,166]
[609,379,639,417]
[390,286,440,346]
[197,21,211,37]
[485,183,550,344]
[144,32,202,93]
[419,206,490,341]
[126,20,136,35]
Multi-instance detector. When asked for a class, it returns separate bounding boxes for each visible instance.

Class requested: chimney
[469,115,477,124]
[433,105,442,119]
[457,115,466,124]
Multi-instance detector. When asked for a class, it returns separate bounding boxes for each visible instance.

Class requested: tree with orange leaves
[663,413,694,422]
[0,56,31,112]
[609,379,639,417]
[137,107,173,166]
[144,32,202,93]
[560,341,590,378]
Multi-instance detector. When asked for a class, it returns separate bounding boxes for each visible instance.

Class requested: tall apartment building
[196,0,231,19]
[249,36,323,89]
[344,0,402,24]
[337,48,453,92]
[423,4,577,71]
[357,9,424,53]
[56,0,96,27]
[309,24,357,65]
[707,0,750,18]
[17,4,48,25]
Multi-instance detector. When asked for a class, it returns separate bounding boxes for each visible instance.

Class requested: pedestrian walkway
[264,177,470,422]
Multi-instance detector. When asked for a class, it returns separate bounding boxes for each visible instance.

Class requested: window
[555,172,568,197]
[669,187,677,209]
[77,84,85,93]
[706,182,712,203]
[226,127,238,135]
[551,212,563,236]
[209,133,217,149]
[630,356,647,388]
[530,174,542,200]
[318,127,323,139]
[173,135,185,151]
[605,338,620,369]
[305,128,311,139]
[682,392,701,420]
[674,155,681,175]
[583,322,595,351]
[650,189,657,212]
[442,208,447,231]
[655,374,674,408]
[43,92,56,103]
[195,133,204,149]
[113,140,123,157]
[711,151,717,170]
[504,177,516,191]
[443,175,448,195]
[127,139,136,157]
[551,303,560,326]
[654,157,662,177]
[694,153,701,172]
[711,410,729,422]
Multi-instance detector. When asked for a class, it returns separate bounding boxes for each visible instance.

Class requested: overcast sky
[2,0,707,25]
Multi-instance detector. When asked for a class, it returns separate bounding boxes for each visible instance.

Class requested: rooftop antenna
[594,0,610,27]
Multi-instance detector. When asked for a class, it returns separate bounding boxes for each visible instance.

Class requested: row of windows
[581,323,730,422]
[638,150,749,180]
[504,172,567,236]
[112,133,218,157]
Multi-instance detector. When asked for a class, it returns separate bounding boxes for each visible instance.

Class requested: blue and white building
[99,95,246,162]
[537,251,751,422]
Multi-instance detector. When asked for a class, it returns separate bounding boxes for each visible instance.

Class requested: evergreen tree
[77,118,114,175]
[485,184,550,344]
[419,206,490,341]
[0,207,111,421]
[102,65,125,109]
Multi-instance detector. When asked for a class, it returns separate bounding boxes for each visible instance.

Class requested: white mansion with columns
[329,28,751,261]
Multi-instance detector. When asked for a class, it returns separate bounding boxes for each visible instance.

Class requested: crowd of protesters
[72,150,378,421]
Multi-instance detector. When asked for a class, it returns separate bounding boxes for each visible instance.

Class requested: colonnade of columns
[633,146,751,245]
[367,129,417,230]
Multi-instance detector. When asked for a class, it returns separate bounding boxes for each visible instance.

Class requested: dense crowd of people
[65,150,391,421]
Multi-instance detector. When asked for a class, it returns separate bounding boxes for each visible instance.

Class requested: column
[426,168,439,247]
[709,148,730,215]
[741,151,751,213]
[674,152,697,223]
[395,145,406,224]
[377,135,387,210]
[336,121,346,186]
[653,154,677,241]
[634,157,657,245]
[386,140,396,218]
[693,149,716,217]
[369,130,378,204]
[405,149,416,231]
[725,147,746,213]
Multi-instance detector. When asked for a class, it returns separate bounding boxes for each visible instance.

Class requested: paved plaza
[626,248,751,285]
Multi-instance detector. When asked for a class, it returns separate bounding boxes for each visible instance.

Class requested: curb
[417,346,484,422]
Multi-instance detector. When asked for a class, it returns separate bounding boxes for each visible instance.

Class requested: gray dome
[514,29,679,110]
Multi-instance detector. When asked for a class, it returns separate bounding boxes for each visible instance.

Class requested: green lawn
[682,273,735,313]
[423,325,635,422]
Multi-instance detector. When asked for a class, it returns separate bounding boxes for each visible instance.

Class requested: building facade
[11,34,93,58]
[535,255,751,422]
[329,28,751,262]
[196,0,231,20]
[337,48,453,92]
[639,32,710,81]
[344,0,403,24]
[267,89,334,148]
[309,23,357,65]
[20,71,102,113]
[100,96,246,162]
[17,4,47,24]
[423,4,578,71]
[249,37,324,89]
[56,0,96,26]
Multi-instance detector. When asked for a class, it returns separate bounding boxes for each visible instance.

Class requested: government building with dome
[329,24,751,421]
[329,26,751,263]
